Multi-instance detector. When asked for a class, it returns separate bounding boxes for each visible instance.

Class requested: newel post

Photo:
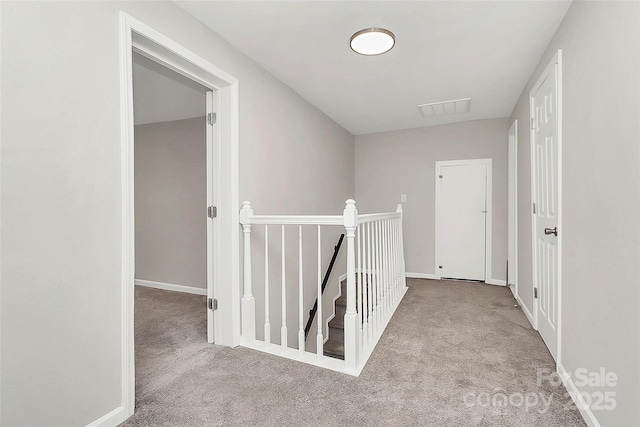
[343,199,359,371]
[240,201,256,343]
[397,203,407,288]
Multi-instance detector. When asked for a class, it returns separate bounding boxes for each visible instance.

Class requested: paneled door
[531,51,562,361]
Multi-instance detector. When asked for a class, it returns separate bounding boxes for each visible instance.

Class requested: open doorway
[120,13,241,418]
[131,51,213,405]
[133,52,210,297]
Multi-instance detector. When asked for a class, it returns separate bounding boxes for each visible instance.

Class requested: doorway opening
[131,51,211,404]
[120,13,240,419]
[435,159,492,282]
[132,52,211,298]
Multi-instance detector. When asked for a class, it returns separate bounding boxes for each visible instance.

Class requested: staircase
[324,279,348,360]
[239,199,407,375]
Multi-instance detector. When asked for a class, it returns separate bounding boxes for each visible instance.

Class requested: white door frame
[507,120,518,298]
[119,12,240,419]
[529,49,562,362]
[435,158,492,282]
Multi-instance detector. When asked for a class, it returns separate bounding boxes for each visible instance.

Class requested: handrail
[357,212,401,223]
[243,214,343,226]
[242,213,400,226]
[304,233,345,339]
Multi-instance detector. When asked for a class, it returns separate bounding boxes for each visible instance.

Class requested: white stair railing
[239,199,407,376]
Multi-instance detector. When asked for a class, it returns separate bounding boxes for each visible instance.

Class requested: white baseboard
[135,279,206,295]
[86,406,125,427]
[405,272,437,280]
[515,293,536,328]
[485,279,506,286]
[557,363,601,427]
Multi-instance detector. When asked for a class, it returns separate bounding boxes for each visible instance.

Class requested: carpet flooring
[120,279,586,426]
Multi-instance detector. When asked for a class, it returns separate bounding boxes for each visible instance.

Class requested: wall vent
[418,98,471,117]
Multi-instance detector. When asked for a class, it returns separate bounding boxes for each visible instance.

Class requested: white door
[507,120,518,296]
[436,160,491,281]
[206,90,217,343]
[531,52,561,360]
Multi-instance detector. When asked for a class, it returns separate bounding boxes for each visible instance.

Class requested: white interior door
[436,160,490,281]
[206,90,217,343]
[507,121,518,296]
[531,52,561,360]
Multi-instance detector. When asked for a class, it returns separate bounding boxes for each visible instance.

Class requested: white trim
[405,272,438,280]
[556,50,563,365]
[529,63,538,332]
[118,13,135,419]
[514,293,535,328]
[485,162,493,282]
[0,1,3,420]
[242,339,347,374]
[205,90,216,343]
[529,49,563,362]
[485,279,506,286]
[119,12,240,421]
[324,272,347,343]
[85,406,125,427]
[135,279,207,295]
[507,119,518,298]
[434,158,493,282]
[557,363,601,427]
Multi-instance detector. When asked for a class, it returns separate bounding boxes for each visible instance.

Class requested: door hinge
[534,288,538,299]
[208,205,217,218]
[207,112,217,125]
[439,175,443,179]
[533,202,536,214]
[208,298,218,310]
[531,117,535,130]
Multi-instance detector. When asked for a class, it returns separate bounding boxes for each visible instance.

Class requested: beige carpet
[120,279,586,426]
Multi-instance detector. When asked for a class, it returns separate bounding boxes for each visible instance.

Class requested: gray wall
[0,2,354,426]
[355,118,510,281]
[509,1,640,425]
[134,117,207,290]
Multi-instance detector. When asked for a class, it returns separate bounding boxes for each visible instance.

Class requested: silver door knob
[544,227,558,236]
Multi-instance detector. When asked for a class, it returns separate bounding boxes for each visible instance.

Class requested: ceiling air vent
[418,98,471,118]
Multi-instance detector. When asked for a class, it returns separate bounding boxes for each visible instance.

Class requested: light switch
[401,194,407,203]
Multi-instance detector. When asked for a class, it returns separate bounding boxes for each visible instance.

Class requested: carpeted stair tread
[323,338,345,360]
[329,325,344,342]
[328,313,344,329]
[322,279,372,360]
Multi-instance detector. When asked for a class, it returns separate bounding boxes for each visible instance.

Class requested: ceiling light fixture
[350,28,395,56]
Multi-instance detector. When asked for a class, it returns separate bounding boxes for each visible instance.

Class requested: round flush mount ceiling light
[350,28,395,56]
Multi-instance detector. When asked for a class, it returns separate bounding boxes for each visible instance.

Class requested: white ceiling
[133,52,207,125]
[175,0,572,135]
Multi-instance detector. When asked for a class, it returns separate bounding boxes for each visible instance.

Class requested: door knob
[544,227,558,236]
